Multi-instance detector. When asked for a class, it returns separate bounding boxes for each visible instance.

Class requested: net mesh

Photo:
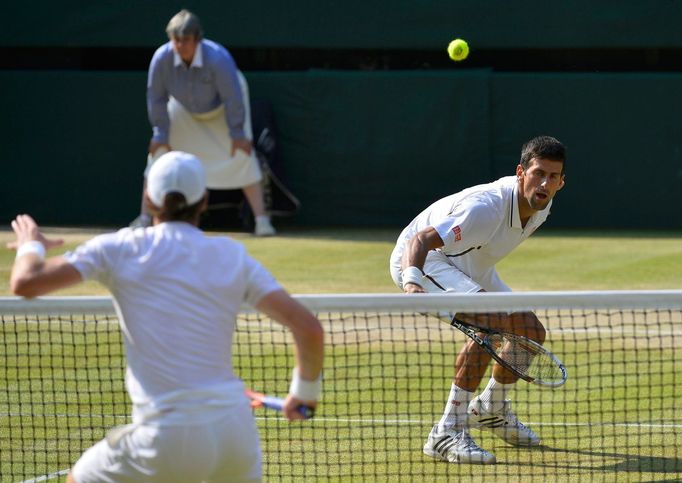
[1,292,682,482]
[488,332,565,385]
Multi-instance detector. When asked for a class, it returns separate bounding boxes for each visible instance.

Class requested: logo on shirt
[452,225,462,241]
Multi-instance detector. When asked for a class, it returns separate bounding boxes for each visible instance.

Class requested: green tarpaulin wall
[4,1,682,49]
[2,69,681,228]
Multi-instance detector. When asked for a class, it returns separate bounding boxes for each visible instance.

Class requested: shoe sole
[468,412,541,447]
[472,425,541,447]
[423,446,496,465]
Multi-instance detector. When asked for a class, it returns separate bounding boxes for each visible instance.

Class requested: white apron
[166,95,262,189]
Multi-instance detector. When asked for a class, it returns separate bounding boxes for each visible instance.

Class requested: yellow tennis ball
[447,39,469,61]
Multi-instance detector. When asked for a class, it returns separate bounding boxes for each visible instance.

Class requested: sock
[437,383,474,432]
[477,377,514,413]
[255,215,271,224]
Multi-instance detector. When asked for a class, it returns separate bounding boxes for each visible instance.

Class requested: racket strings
[490,334,565,384]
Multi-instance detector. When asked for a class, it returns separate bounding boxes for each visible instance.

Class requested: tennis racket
[444,316,567,388]
[245,389,315,419]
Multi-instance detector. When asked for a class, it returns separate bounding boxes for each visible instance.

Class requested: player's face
[171,35,199,64]
[517,157,565,212]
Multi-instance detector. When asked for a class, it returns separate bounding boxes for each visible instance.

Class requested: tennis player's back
[77,221,279,401]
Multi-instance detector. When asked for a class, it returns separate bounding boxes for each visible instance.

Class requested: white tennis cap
[146,151,206,207]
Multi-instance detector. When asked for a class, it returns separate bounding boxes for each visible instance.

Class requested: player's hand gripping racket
[445,316,567,387]
[246,389,315,419]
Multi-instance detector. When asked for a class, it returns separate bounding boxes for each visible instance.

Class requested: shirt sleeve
[62,234,118,286]
[432,200,501,254]
[213,47,246,140]
[147,46,171,144]
[242,255,282,306]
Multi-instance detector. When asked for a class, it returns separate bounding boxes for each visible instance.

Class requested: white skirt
[166,90,262,189]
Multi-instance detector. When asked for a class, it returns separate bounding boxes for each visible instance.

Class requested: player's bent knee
[524,318,547,344]
[512,312,546,344]
[527,315,546,344]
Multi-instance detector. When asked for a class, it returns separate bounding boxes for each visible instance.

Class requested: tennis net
[2,291,681,482]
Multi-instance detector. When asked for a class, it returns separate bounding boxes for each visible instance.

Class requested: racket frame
[447,316,567,388]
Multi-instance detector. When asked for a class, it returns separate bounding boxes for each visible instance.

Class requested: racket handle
[295,404,315,419]
[257,395,315,419]
[259,395,285,411]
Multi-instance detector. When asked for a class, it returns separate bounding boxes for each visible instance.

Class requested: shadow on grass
[525,444,682,475]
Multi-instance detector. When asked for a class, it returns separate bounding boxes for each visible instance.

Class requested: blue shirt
[147,39,246,144]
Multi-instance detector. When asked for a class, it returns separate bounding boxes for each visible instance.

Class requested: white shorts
[390,248,482,293]
[72,403,261,483]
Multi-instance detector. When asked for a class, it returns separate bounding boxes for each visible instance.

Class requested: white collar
[173,41,204,68]
[510,181,522,229]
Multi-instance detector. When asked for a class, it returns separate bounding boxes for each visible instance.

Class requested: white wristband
[289,367,322,401]
[401,266,423,288]
[16,241,46,260]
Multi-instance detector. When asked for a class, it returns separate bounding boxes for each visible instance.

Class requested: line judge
[132,9,276,236]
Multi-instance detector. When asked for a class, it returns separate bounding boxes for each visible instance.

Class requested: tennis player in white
[390,135,566,464]
[8,151,324,482]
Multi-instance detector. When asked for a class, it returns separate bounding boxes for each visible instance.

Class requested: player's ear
[557,174,566,191]
[143,192,158,211]
[515,164,524,179]
[199,191,209,213]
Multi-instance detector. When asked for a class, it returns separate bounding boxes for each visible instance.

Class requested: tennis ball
[447,39,469,61]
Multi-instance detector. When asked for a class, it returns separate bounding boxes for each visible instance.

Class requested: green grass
[1,228,681,295]
[497,230,682,291]
[1,227,681,481]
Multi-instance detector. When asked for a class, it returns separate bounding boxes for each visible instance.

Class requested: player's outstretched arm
[401,226,444,293]
[8,214,82,298]
[256,289,324,420]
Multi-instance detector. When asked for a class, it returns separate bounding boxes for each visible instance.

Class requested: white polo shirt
[392,176,552,291]
[64,222,281,420]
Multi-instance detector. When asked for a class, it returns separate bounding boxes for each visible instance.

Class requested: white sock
[256,215,271,224]
[478,378,514,412]
[437,383,474,432]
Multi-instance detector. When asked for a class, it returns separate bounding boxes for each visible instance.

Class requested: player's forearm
[11,255,46,297]
[290,316,324,381]
[11,256,82,298]
[256,290,324,380]
[402,227,445,270]
[402,233,432,271]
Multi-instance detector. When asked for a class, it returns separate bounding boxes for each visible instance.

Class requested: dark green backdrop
[3,69,681,228]
[4,1,682,49]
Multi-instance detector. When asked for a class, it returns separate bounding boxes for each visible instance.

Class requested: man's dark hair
[146,192,205,223]
[520,136,566,172]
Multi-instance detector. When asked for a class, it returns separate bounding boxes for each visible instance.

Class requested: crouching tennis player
[8,151,324,482]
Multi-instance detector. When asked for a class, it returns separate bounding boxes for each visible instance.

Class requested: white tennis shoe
[423,425,496,464]
[254,217,276,237]
[467,397,540,446]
